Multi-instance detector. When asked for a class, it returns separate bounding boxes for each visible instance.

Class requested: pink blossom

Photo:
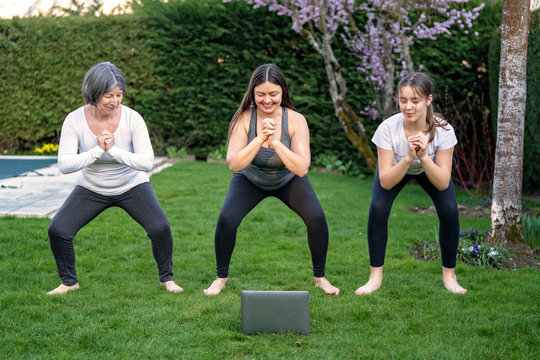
[226,0,484,119]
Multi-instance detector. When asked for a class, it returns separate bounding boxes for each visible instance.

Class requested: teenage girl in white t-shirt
[355,72,467,295]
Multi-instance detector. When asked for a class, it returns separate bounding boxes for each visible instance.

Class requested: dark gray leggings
[214,173,329,278]
[48,182,174,285]
[368,168,460,268]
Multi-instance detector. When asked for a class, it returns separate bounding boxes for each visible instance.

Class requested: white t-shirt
[57,105,154,196]
[372,113,457,175]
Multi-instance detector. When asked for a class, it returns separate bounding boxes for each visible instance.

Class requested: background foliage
[131,0,374,163]
[0,14,159,151]
[0,0,538,190]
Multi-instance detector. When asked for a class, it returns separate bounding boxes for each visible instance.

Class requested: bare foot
[355,266,383,295]
[314,277,340,295]
[160,280,183,293]
[46,283,80,295]
[203,278,227,296]
[442,267,467,294]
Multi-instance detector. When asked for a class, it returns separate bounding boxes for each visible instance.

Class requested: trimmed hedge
[132,0,373,163]
[0,14,159,151]
[0,1,373,169]
[3,0,536,191]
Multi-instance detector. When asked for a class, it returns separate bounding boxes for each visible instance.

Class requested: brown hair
[227,63,296,141]
[397,72,448,143]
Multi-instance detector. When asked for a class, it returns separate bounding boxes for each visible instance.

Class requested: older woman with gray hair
[47,62,183,295]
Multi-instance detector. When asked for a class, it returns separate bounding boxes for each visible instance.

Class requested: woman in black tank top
[204,64,340,296]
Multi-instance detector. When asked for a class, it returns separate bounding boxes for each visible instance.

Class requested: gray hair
[82,62,126,105]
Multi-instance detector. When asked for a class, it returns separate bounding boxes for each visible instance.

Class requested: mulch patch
[408,205,491,218]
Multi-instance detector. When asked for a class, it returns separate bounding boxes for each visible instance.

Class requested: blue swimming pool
[0,156,58,180]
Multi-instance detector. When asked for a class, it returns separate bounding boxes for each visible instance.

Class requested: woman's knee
[300,206,328,233]
[216,211,241,232]
[146,220,172,240]
[48,221,74,241]
[435,199,459,220]
[369,198,391,219]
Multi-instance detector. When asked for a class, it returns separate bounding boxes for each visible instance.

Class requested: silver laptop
[241,290,310,335]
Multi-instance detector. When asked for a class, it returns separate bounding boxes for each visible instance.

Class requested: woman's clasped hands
[98,130,115,151]
[407,131,428,160]
[261,117,276,146]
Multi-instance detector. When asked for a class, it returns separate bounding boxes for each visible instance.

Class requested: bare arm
[270,111,311,177]
[409,132,453,190]
[418,148,454,190]
[226,111,266,173]
[377,146,415,190]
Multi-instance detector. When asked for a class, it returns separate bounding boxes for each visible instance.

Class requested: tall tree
[490,0,531,243]
[225,0,484,171]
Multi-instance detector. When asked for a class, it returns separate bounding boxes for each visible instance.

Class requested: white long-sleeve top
[57,105,154,196]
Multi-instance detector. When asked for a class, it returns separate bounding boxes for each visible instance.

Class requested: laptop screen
[241,290,310,335]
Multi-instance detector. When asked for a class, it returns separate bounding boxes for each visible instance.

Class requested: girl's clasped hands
[407,131,428,160]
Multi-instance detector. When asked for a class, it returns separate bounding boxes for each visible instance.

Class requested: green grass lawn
[0,161,538,359]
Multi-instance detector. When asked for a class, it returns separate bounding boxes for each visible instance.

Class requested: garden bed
[410,241,539,269]
[408,204,491,218]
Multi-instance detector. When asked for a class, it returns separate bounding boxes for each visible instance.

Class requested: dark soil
[503,242,540,269]
[408,204,491,218]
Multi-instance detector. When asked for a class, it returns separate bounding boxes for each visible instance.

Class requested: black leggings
[367,168,460,268]
[214,173,329,278]
[48,182,174,285]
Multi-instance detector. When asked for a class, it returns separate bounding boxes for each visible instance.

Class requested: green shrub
[312,153,346,173]
[522,215,540,251]
[165,145,188,159]
[0,14,159,151]
[207,144,227,160]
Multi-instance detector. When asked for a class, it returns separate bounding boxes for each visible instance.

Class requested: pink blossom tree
[224,0,484,171]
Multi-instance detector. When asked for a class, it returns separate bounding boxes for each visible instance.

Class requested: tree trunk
[301,26,377,172]
[490,0,530,244]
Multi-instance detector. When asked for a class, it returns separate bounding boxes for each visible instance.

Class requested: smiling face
[398,85,432,126]
[254,81,283,115]
[96,86,123,113]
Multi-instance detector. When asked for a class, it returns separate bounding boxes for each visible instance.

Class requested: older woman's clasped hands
[97,130,115,151]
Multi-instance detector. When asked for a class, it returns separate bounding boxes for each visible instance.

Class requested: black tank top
[240,106,295,190]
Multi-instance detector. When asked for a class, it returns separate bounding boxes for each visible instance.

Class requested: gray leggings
[48,182,174,285]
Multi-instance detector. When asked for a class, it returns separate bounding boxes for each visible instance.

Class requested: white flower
[469,246,474,252]
[488,250,499,257]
